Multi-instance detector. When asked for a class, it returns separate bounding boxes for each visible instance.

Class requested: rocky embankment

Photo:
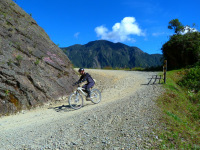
[0,69,164,149]
[0,0,77,115]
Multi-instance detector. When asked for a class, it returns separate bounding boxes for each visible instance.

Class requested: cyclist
[75,68,95,100]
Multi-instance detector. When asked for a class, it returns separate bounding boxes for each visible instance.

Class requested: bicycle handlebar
[72,83,81,87]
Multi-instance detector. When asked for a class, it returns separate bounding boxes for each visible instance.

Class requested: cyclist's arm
[74,75,83,85]
[75,74,87,84]
[79,73,89,83]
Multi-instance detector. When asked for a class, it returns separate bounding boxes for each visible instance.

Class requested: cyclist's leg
[85,82,95,98]
[82,84,87,92]
[82,84,90,98]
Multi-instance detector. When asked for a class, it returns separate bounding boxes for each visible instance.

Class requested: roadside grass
[102,66,145,71]
[74,66,163,71]
[102,66,162,71]
[156,70,200,149]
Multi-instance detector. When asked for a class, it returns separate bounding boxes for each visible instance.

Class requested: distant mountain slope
[61,40,163,68]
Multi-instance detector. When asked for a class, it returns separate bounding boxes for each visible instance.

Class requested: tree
[162,32,200,69]
[168,19,184,34]
[162,19,200,69]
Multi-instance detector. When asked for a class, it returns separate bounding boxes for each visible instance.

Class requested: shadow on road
[141,83,163,85]
[48,103,94,112]
[48,105,73,112]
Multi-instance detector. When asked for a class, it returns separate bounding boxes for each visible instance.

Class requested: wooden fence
[147,60,167,85]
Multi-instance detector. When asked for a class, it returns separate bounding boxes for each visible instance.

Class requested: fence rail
[147,60,167,85]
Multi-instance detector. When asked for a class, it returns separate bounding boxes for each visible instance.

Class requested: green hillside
[156,67,200,149]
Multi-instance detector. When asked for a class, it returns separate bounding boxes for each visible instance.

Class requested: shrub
[130,67,144,71]
[16,55,23,65]
[178,66,200,92]
[7,59,13,66]
[103,66,113,70]
[34,59,40,65]
[157,70,200,149]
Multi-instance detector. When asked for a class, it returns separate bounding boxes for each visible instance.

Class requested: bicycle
[68,85,101,109]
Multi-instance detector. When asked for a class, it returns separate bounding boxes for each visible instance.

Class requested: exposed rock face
[0,0,78,116]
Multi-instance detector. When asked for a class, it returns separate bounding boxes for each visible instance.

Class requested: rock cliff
[0,0,78,116]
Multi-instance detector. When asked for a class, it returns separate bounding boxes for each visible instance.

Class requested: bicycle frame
[69,85,101,109]
[75,87,87,96]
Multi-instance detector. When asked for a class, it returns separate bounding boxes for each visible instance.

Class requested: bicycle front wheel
[90,89,101,104]
[68,92,83,109]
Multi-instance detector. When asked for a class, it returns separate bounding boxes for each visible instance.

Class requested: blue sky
[15,0,199,54]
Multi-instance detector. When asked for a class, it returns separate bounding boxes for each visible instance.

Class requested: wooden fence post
[163,60,167,83]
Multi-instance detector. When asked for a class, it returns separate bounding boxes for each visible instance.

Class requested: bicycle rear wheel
[68,92,83,109]
[90,89,101,104]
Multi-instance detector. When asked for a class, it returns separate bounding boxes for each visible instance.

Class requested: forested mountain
[61,40,163,68]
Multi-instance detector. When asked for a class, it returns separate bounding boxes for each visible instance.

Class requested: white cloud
[95,17,145,43]
[180,26,198,35]
[74,32,80,38]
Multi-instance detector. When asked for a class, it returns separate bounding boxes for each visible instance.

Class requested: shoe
[86,96,92,101]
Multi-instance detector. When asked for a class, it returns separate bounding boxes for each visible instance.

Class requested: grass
[102,66,147,71]
[156,69,200,149]
[16,55,23,65]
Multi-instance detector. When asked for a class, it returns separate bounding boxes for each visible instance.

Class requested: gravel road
[0,69,164,150]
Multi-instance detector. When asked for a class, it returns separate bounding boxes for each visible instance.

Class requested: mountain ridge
[61,40,163,68]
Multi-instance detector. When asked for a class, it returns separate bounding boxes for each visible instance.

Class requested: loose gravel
[0,69,164,150]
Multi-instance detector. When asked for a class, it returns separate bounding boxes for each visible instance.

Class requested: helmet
[78,68,84,72]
